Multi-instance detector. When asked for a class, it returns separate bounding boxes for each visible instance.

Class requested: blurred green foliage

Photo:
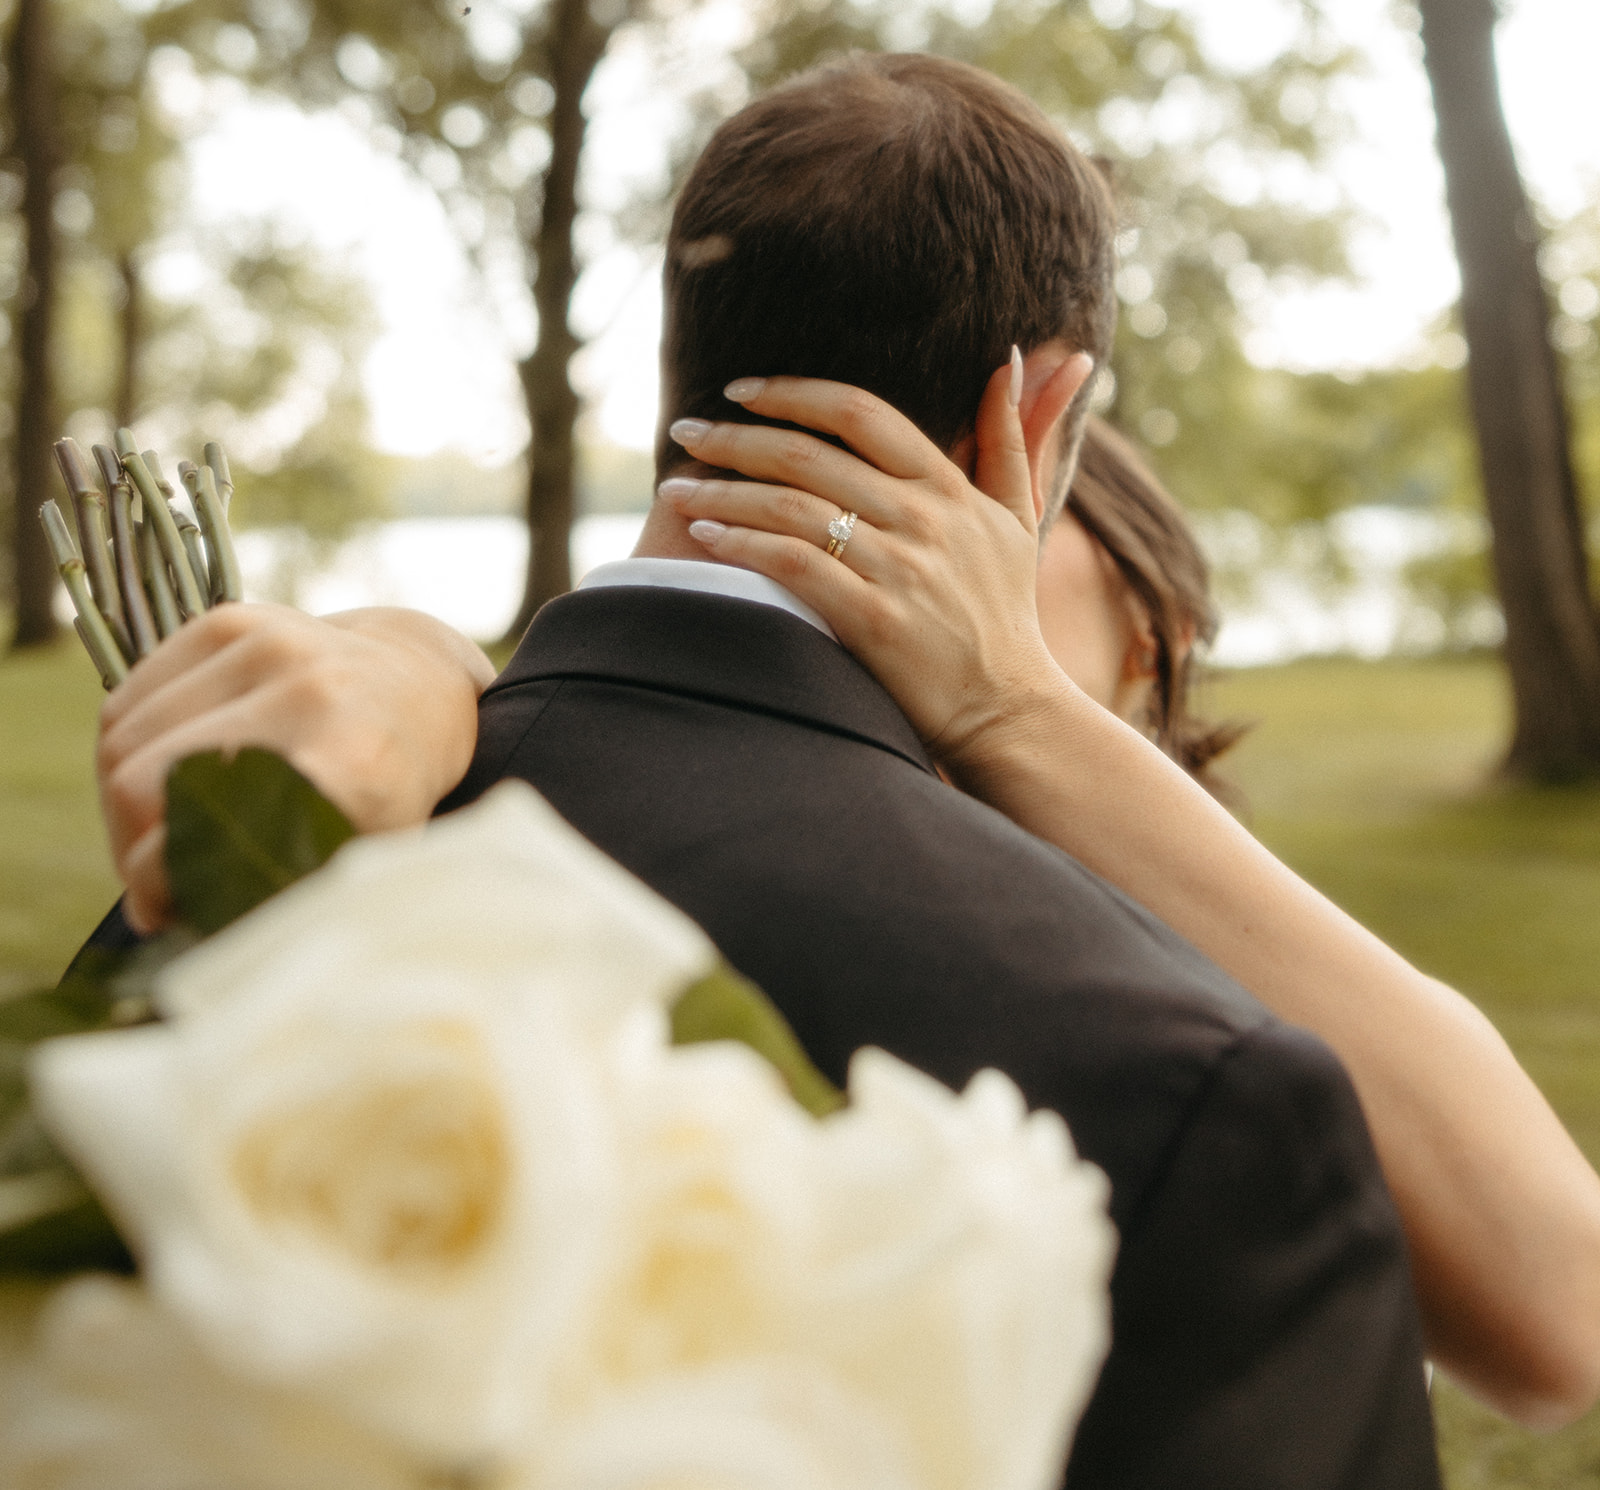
[0,0,1594,645]
[0,0,391,619]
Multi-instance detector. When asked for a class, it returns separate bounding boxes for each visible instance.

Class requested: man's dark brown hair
[658,52,1118,486]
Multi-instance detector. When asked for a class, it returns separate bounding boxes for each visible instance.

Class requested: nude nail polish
[1008,345,1024,408]
[657,477,703,502]
[688,519,727,544]
[670,418,712,445]
[724,378,766,402]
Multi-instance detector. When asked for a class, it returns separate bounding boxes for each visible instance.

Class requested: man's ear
[1017,343,1096,524]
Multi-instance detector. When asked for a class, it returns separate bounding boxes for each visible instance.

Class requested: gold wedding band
[826,510,857,560]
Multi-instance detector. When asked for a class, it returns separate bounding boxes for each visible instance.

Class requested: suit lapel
[493,587,936,775]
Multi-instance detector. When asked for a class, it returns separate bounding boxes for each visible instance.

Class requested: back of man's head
[658,52,1116,481]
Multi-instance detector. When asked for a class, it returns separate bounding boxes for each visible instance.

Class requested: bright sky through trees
[177,0,1599,461]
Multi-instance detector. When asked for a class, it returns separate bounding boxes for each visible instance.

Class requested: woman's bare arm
[955,667,1600,1426]
[665,370,1600,1426]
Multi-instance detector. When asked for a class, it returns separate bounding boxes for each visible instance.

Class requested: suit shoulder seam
[1116,1013,1286,1241]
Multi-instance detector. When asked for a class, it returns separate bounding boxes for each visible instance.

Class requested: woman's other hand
[98,604,495,932]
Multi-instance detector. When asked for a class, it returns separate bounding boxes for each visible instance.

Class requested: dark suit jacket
[436,584,1441,1490]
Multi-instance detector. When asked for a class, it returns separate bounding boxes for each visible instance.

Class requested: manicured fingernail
[670,418,712,446]
[657,476,703,502]
[724,377,766,403]
[688,519,727,545]
[1008,345,1024,408]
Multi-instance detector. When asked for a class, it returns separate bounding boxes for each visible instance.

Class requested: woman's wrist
[935,654,1098,804]
[323,609,492,818]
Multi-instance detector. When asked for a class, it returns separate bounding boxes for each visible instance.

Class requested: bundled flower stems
[39,432,243,690]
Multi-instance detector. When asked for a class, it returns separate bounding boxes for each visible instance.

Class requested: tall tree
[6,0,61,648]
[1417,0,1600,778]
[508,0,613,634]
[190,0,637,634]
[58,0,175,431]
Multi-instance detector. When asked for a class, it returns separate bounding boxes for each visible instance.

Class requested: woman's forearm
[950,669,1600,1426]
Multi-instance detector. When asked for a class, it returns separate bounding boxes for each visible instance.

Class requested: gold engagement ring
[826,510,857,560]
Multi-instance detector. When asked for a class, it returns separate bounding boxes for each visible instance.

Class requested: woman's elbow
[1521,1334,1600,1430]
[1475,1308,1600,1430]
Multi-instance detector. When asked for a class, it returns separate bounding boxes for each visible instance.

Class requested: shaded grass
[0,641,121,999]
[1211,656,1600,1487]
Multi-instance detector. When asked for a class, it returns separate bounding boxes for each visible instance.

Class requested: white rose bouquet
[0,740,1115,1489]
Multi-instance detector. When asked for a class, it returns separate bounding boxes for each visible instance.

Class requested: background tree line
[0,0,1595,776]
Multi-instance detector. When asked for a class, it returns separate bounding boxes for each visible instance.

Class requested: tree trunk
[7,0,61,650]
[114,250,142,430]
[1417,0,1600,778]
[503,0,613,642]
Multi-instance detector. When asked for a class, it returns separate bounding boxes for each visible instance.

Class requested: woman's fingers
[661,475,837,545]
[669,416,919,526]
[721,376,938,481]
[973,347,1038,534]
[100,688,284,862]
[119,822,171,934]
[101,602,288,731]
[683,518,876,631]
[660,475,892,581]
[100,634,269,777]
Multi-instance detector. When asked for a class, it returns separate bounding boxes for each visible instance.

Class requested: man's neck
[604,501,836,640]
[631,501,709,562]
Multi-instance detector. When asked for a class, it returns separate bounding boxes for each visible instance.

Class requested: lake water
[231,507,1499,668]
[234,514,646,642]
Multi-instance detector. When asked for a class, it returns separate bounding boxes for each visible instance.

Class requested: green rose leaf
[166,748,356,936]
[0,947,148,1272]
[0,939,179,1048]
[0,1183,132,1276]
[0,1094,133,1276]
[0,978,117,1047]
[671,963,845,1118]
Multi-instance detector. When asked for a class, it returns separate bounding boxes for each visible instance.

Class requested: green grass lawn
[3,641,1599,1481]
[0,639,120,999]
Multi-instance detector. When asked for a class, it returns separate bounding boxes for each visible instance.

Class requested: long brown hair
[1064,418,1245,786]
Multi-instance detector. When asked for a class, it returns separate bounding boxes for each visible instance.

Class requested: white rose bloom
[28,782,714,1465]
[541,1364,921,1490]
[21,780,1113,1490]
[797,1052,1116,1490]
[0,1275,419,1490]
[549,1039,1115,1490]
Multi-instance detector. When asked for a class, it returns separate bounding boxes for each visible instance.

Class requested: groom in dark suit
[435,51,1440,1490]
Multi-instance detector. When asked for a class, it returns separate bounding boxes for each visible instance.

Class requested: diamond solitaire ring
[825,510,858,560]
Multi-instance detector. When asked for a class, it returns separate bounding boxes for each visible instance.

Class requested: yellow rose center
[599,1122,771,1378]
[230,1022,510,1275]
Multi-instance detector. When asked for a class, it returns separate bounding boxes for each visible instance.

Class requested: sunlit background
[25,0,1597,661]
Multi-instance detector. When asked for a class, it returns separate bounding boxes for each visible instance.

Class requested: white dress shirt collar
[577,557,838,641]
